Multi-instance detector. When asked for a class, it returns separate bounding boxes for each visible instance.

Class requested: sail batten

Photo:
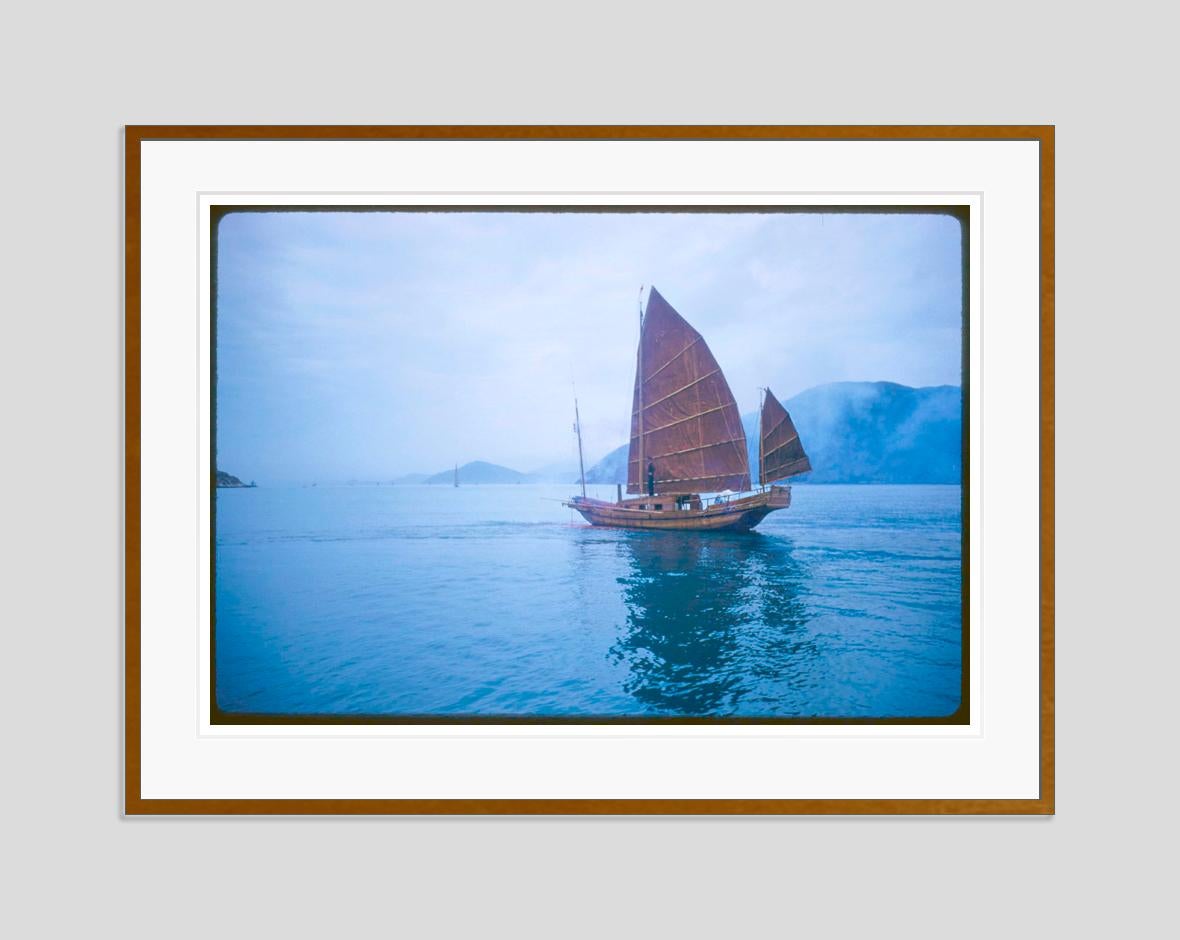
[643,336,702,382]
[763,438,802,460]
[633,368,722,413]
[759,387,811,484]
[640,403,734,434]
[647,436,747,461]
[626,287,750,495]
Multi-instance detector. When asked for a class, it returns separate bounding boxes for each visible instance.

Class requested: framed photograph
[125,125,1053,814]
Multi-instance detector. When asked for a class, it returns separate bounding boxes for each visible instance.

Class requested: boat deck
[564,486,791,531]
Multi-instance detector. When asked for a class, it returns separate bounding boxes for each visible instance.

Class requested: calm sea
[215,483,962,719]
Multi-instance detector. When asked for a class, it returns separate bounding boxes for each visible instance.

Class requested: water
[215,484,962,719]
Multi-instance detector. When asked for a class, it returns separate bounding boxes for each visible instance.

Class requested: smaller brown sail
[759,387,811,484]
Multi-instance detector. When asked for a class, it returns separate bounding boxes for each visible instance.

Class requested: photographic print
[212,206,967,723]
[127,126,1052,814]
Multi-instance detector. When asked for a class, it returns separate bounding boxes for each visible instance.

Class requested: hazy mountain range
[425,461,551,485]
[385,460,581,485]
[390,382,961,486]
[586,381,961,485]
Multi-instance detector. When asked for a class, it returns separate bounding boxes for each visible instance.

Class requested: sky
[215,210,962,483]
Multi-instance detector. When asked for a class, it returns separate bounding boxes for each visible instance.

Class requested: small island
[216,470,256,488]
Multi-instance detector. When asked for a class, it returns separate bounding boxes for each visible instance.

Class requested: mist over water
[215,212,963,482]
[215,484,962,718]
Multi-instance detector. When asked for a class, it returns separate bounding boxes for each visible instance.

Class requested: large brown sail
[759,387,811,484]
[626,287,750,495]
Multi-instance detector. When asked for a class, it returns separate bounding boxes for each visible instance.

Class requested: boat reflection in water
[606,530,814,716]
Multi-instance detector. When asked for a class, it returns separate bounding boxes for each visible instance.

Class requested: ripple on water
[215,484,963,718]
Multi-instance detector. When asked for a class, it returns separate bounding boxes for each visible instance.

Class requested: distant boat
[564,286,810,531]
[454,463,459,487]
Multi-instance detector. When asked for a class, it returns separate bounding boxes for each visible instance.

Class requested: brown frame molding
[124,125,1054,815]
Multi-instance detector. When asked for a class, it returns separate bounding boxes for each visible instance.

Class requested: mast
[574,396,587,499]
[636,285,645,494]
[758,387,766,490]
[454,463,458,487]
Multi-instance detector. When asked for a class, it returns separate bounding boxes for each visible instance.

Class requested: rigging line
[762,412,794,439]
[762,435,802,460]
[635,403,733,435]
[641,335,703,384]
[762,459,810,479]
[630,368,722,413]
[706,367,746,489]
[636,283,645,486]
[758,386,765,489]
[693,336,705,482]
[646,437,747,460]
[642,473,751,485]
[572,384,587,500]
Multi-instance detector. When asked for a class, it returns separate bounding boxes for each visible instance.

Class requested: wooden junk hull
[564,486,791,532]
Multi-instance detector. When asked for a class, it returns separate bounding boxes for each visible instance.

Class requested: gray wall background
[3,1,1172,936]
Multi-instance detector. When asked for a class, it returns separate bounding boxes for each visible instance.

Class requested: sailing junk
[564,287,810,531]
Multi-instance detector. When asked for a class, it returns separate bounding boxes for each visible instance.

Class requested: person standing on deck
[647,461,655,497]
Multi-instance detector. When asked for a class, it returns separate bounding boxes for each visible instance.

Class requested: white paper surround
[137,138,1040,800]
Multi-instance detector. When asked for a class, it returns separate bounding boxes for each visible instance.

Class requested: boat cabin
[619,494,704,512]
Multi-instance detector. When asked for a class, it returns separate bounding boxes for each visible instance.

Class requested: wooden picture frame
[125,125,1053,814]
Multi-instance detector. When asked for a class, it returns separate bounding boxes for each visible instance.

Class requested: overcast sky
[215,210,962,482]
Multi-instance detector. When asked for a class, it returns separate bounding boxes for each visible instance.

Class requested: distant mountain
[584,382,961,486]
[395,460,578,485]
[215,470,254,488]
[584,448,630,485]
[424,460,538,485]
[388,472,430,484]
[526,461,582,484]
